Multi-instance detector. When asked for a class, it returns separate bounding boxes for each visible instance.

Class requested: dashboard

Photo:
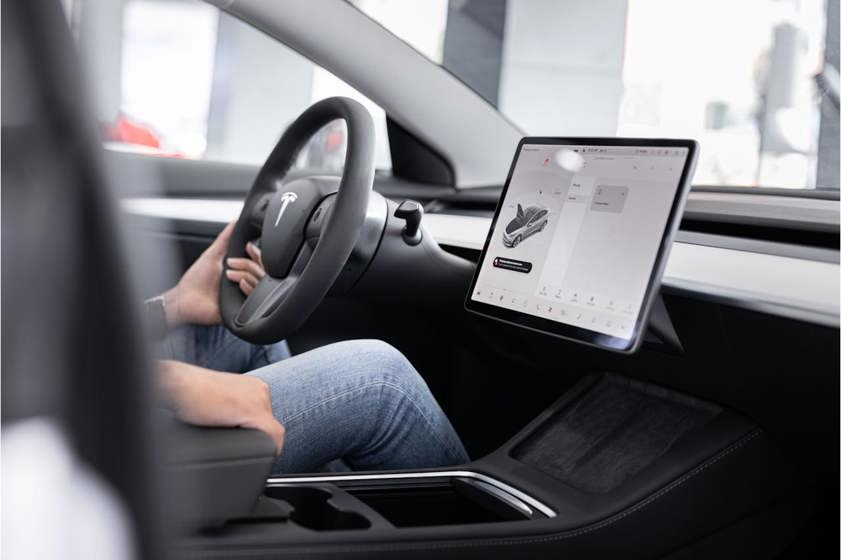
[122,196,840,330]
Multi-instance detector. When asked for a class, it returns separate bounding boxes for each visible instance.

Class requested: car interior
[2,0,839,559]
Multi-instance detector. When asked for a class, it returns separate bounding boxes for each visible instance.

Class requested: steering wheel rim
[220,97,375,344]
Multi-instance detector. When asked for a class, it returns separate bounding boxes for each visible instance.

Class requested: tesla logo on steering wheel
[274,192,298,226]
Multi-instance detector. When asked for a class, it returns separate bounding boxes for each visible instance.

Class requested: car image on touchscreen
[502,204,550,248]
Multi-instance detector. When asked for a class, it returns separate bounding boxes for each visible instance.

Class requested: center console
[176,373,799,559]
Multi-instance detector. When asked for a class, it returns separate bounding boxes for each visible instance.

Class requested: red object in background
[101,114,185,158]
[325,128,344,151]
[102,114,161,148]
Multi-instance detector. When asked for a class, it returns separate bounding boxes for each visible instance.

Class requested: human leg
[157,324,291,372]
[247,339,469,474]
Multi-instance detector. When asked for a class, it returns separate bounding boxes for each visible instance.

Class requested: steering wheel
[220,97,375,344]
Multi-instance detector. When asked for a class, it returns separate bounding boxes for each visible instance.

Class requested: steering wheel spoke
[234,276,291,326]
[289,242,314,277]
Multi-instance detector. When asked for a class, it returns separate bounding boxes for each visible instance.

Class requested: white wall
[205,13,315,164]
[499,0,628,136]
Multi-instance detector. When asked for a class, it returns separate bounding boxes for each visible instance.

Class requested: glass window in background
[69,0,392,173]
[352,0,837,190]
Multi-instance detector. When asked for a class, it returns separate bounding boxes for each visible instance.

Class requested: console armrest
[163,421,276,531]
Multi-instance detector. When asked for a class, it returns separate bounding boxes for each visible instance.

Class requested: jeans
[158,325,469,474]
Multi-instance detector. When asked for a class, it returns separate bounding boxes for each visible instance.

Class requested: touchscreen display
[469,143,689,341]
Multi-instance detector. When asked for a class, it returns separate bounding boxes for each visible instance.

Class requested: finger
[226,269,260,292]
[227,261,265,289]
[227,257,263,276]
[227,257,265,279]
[239,279,253,296]
[209,221,236,255]
[244,417,285,456]
[259,419,285,456]
[246,242,264,269]
[269,420,285,456]
[240,380,285,455]
[242,273,260,290]
[225,269,252,282]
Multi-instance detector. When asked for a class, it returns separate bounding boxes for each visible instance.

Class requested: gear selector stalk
[395,200,424,246]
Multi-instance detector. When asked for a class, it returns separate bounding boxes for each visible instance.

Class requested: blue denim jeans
[158,325,469,474]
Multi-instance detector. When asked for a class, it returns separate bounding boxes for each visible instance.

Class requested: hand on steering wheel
[226,241,266,297]
[163,222,268,326]
[219,97,375,344]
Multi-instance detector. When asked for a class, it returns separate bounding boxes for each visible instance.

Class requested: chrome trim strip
[457,477,533,517]
[266,469,556,518]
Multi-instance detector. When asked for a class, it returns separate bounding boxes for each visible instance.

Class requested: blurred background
[66,0,837,189]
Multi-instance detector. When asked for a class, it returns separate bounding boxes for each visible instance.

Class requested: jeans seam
[378,383,464,461]
[281,382,392,424]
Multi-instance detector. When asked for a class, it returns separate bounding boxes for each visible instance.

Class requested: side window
[71,0,391,173]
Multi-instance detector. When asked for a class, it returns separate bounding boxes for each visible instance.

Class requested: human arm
[157,359,285,455]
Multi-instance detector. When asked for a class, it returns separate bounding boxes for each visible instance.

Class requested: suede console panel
[511,375,720,493]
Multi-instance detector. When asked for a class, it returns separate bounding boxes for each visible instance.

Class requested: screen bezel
[464,137,698,353]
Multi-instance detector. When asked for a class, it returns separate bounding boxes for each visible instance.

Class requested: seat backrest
[2,2,164,557]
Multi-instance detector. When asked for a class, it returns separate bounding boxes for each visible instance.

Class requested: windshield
[350,0,838,190]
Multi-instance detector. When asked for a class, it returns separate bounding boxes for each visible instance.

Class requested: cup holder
[264,486,371,531]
